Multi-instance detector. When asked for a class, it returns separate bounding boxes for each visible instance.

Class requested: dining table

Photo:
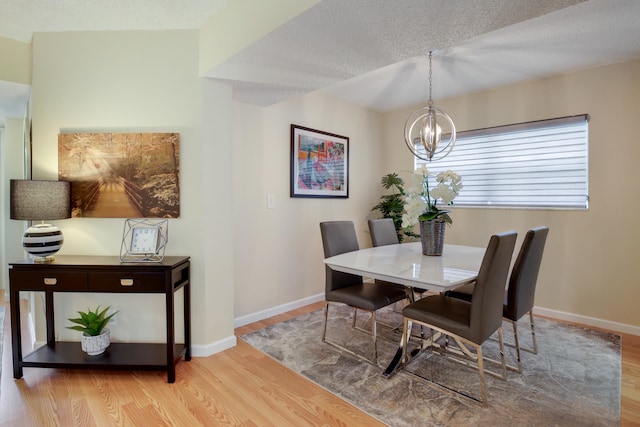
[323,241,486,376]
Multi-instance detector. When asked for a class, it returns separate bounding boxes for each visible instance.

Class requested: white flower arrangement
[401,166,463,228]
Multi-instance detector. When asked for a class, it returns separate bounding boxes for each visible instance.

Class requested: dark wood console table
[9,255,190,383]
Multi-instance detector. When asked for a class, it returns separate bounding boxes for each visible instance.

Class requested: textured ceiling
[322,0,640,112]
[2,0,640,126]
[206,0,640,111]
[206,0,585,108]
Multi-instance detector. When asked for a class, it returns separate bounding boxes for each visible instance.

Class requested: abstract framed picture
[290,124,349,198]
[58,132,180,218]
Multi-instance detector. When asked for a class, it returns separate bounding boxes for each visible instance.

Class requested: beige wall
[382,59,640,330]
[0,36,31,84]
[232,91,386,318]
[28,31,236,351]
[5,25,639,356]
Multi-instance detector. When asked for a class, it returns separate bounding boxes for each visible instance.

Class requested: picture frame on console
[290,124,349,198]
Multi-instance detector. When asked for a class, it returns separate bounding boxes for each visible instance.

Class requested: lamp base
[22,223,64,262]
[33,255,56,263]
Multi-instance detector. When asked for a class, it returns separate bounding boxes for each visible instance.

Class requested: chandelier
[404,51,456,162]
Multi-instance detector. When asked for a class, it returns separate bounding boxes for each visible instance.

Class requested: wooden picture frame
[290,124,349,198]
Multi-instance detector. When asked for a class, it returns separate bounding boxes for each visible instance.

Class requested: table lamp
[10,179,71,262]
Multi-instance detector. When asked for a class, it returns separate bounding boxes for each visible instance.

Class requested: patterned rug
[241,305,620,426]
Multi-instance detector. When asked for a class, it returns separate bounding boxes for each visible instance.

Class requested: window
[414,114,589,210]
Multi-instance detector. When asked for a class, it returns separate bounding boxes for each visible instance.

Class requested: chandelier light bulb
[420,110,442,159]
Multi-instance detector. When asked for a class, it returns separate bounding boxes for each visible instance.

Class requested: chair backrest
[368,218,399,247]
[320,221,363,293]
[469,231,518,343]
[504,226,549,321]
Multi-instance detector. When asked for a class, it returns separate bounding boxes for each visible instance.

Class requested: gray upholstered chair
[368,218,400,247]
[320,221,408,365]
[368,218,428,299]
[400,231,517,405]
[445,226,549,372]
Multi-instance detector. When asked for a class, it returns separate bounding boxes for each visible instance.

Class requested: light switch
[267,194,275,209]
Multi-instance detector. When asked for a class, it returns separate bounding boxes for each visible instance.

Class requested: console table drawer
[89,272,165,292]
[9,270,88,291]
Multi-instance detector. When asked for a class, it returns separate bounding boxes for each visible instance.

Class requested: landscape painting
[58,132,180,218]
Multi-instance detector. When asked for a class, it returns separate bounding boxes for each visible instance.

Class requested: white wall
[232,91,386,319]
[1,118,29,294]
[382,59,640,331]
[29,31,235,350]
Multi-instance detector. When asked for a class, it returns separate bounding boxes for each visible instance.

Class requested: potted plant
[402,166,463,255]
[67,305,118,355]
[371,173,418,242]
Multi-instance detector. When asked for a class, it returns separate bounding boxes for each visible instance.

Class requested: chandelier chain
[428,51,433,107]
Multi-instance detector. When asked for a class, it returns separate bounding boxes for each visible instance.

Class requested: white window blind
[415,114,589,209]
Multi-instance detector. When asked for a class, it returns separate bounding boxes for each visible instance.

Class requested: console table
[9,255,190,383]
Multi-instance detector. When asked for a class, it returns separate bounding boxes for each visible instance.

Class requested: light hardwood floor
[1,297,639,426]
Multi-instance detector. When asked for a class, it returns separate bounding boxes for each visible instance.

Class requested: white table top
[324,242,485,292]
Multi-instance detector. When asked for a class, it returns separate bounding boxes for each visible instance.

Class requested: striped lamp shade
[10,180,71,262]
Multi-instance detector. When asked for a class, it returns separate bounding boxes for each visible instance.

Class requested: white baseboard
[534,306,640,336]
[233,293,325,328]
[192,294,325,358]
[191,335,237,358]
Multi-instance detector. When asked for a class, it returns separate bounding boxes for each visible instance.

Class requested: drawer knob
[120,278,134,287]
[44,278,57,285]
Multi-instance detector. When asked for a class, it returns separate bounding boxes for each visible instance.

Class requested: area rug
[241,305,620,426]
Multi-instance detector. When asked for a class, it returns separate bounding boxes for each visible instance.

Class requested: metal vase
[420,220,446,256]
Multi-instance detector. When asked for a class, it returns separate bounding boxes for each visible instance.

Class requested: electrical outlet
[110,312,118,326]
[267,194,275,209]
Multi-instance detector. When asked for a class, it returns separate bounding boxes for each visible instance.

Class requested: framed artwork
[58,132,180,218]
[290,124,349,198]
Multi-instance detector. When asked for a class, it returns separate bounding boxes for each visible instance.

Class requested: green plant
[67,305,117,336]
[371,173,418,242]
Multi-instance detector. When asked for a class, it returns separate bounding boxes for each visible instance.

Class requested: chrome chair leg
[371,312,377,365]
[529,311,538,354]
[500,312,538,372]
[512,320,522,373]
[476,344,487,405]
[322,302,379,366]
[399,319,505,406]
[475,330,506,405]
[321,303,330,342]
[506,311,538,355]
[497,327,507,380]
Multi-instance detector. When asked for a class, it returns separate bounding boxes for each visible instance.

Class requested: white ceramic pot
[81,328,110,355]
